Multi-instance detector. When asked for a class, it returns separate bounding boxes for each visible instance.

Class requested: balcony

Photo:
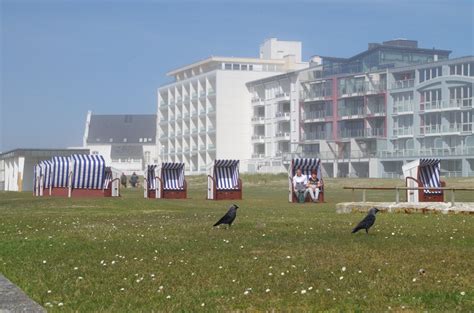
[251,116,265,124]
[275,112,291,120]
[252,153,265,159]
[303,111,329,121]
[450,98,473,109]
[303,131,330,141]
[184,96,190,103]
[208,107,216,114]
[379,147,474,158]
[191,110,198,118]
[251,135,265,142]
[207,127,216,133]
[393,101,414,115]
[252,97,264,105]
[339,128,384,139]
[207,144,216,151]
[183,130,190,136]
[199,91,206,98]
[391,79,415,90]
[199,109,206,116]
[301,89,332,101]
[275,132,290,140]
[275,92,290,101]
[176,97,182,105]
[366,104,386,117]
[339,83,366,97]
[338,108,365,119]
[199,127,206,134]
[392,127,413,137]
[191,93,198,101]
[183,113,190,119]
[420,124,464,136]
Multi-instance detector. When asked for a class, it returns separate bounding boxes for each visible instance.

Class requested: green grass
[0,176,473,312]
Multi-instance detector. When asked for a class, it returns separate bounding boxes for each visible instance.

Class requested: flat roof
[166,56,286,76]
[0,148,90,160]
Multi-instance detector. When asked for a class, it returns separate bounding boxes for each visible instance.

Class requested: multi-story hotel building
[157,38,308,174]
[247,40,474,177]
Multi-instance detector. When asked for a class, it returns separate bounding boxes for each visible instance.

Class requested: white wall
[215,70,280,168]
[260,38,302,63]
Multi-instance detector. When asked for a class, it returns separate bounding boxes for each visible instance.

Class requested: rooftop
[86,114,156,145]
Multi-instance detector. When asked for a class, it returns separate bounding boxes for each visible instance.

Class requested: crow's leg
[365,228,369,234]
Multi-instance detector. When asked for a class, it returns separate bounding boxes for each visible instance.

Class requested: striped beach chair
[104,167,121,197]
[288,158,324,203]
[403,158,445,202]
[207,160,242,200]
[33,160,52,196]
[144,163,187,199]
[49,156,72,197]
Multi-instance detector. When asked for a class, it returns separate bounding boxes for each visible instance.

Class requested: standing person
[120,173,127,188]
[130,172,139,188]
[305,171,322,202]
[292,168,308,203]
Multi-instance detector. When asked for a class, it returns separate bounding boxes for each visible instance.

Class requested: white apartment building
[157,38,308,174]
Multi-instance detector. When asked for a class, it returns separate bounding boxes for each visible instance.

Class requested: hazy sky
[1,0,473,151]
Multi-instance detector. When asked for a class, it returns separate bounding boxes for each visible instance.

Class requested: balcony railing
[208,107,216,113]
[393,101,414,114]
[338,108,365,118]
[303,131,331,140]
[339,128,384,139]
[251,116,265,122]
[207,89,216,96]
[275,132,290,139]
[378,147,474,158]
[301,88,333,100]
[191,93,198,101]
[275,92,290,99]
[449,97,473,109]
[420,124,464,135]
[252,97,264,104]
[275,112,291,119]
[366,104,386,116]
[199,91,206,98]
[391,79,415,90]
[251,135,265,141]
[252,153,265,158]
[207,144,215,150]
[392,127,413,137]
[303,111,329,120]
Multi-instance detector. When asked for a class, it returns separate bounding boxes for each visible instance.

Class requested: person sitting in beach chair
[305,170,322,202]
[292,168,308,203]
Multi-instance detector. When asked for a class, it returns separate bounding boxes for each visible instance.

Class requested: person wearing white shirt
[292,168,308,203]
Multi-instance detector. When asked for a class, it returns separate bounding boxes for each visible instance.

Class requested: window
[123,138,127,142]
[139,138,143,143]
[144,151,151,164]
[241,64,247,71]
[249,65,253,71]
[109,138,113,142]
[224,63,232,70]
[233,64,240,70]
[92,151,99,155]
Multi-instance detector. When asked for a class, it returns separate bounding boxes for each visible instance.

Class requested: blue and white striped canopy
[162,162,185,190]
[418,158,441,194]
[214,160,240,190]
[34,160,53,190]
[291,158,321,180]
[71,154,106,189]
[51,156,71,188]
[146,165,158,190]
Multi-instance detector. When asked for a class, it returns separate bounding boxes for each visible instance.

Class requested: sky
[1,0,473,151]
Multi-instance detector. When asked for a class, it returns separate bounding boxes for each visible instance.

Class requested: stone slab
[0,274,45,313]
[336,202,474,214]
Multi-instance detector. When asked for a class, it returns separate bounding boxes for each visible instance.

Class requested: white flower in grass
[460,291,465,296]
[339,276,344,280]
[45,302,52,307]
[392,232,395,236]
[341,266,346,272]
[286,256,291,259]
[120,288,125,291]
[201,303,205,307]
[74,267,78,271]
[58,302,64,307]
[159,285,164,290]
[301,289,307,294]
[308,286,313,291]
[47,290,52,294]
[218,266,223,269]
[166,295,171,299]
[358,270,362,273]
[268,273,273,276]
[265,288,270,293]
[239,245,244,249]
[78,276,83,280]
[42,260,47,264]
[280,272,285,276]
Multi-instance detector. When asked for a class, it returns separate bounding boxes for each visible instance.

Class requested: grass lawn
[0,175,473,312]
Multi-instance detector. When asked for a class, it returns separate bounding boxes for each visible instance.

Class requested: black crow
[352,207,380,234]
[213,204,239,227]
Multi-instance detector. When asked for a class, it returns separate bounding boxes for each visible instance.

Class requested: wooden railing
[343,186,474,205]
